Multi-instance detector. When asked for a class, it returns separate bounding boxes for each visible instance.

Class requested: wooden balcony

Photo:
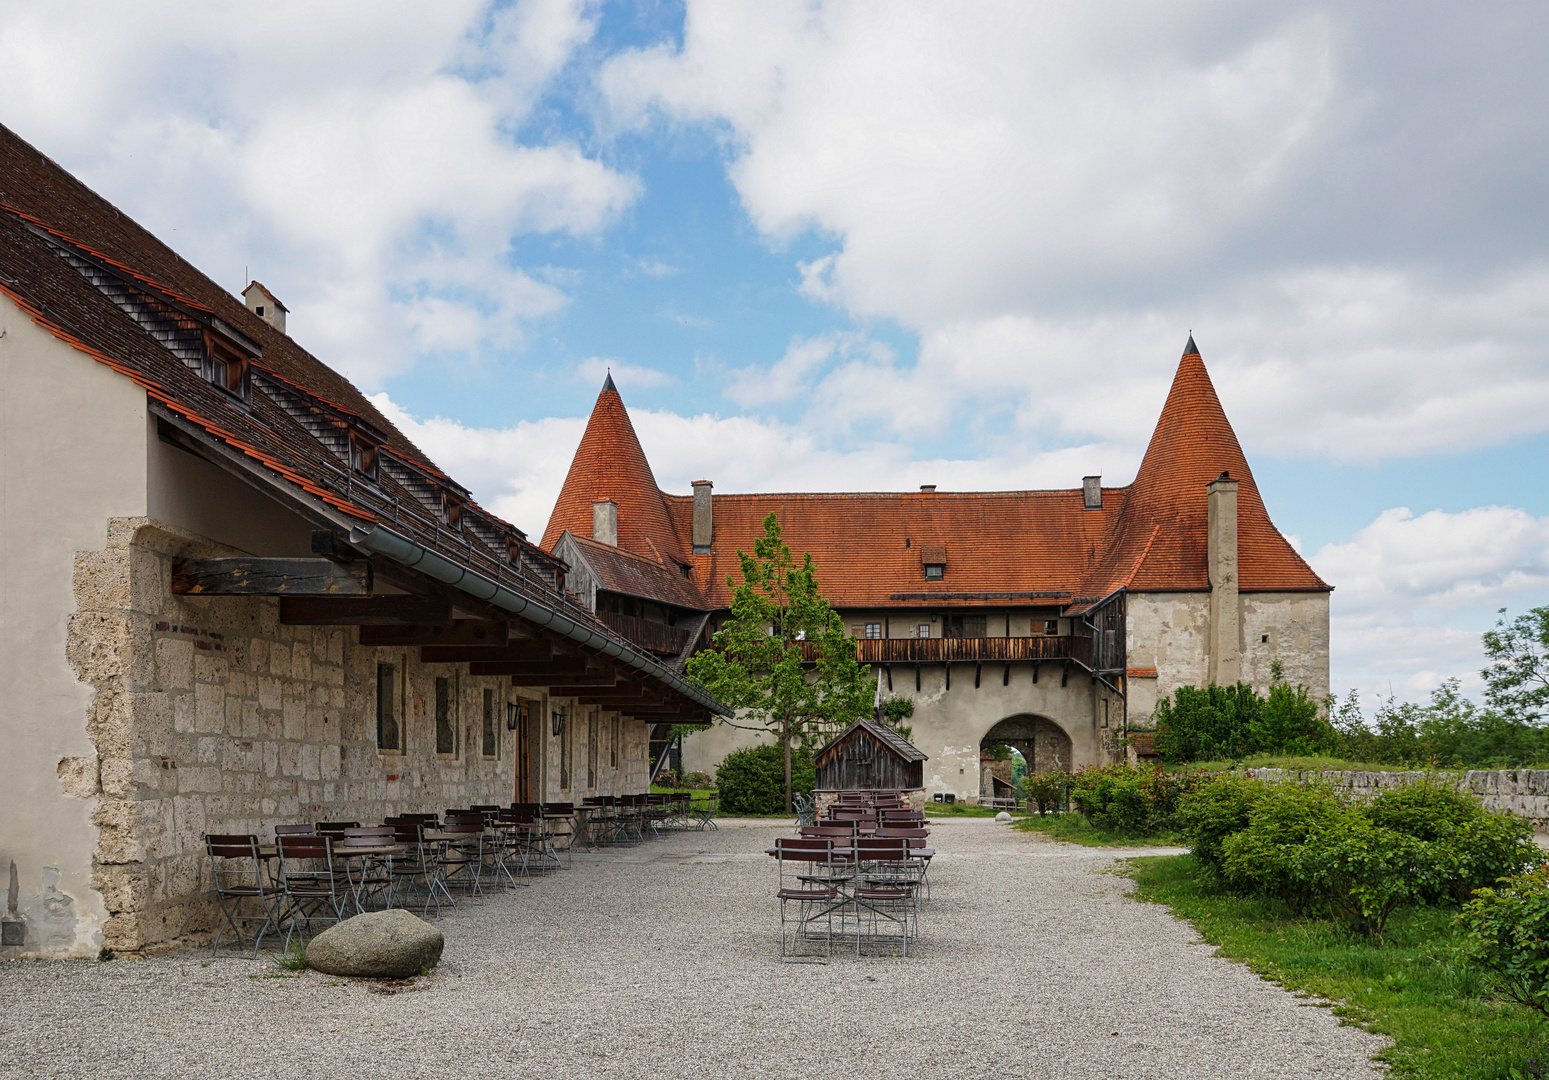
[597,610,690,656]
[804,635,1094,666]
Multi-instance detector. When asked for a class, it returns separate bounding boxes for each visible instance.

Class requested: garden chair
[276,834,348,952]
[773,837,843,963]
[204,834,280,958]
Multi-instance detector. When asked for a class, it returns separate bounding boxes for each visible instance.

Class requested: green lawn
[1124,854,1549,1079]
[1013,812,1183,847]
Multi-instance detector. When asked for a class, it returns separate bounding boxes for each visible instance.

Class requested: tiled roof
[0,120,591,617]
[1079,345,1329,595]
[539,380,688,563]
[563,532,707,611]
[544,347,1330,612]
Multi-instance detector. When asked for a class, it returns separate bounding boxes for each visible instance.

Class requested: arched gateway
[982,714,1074,776]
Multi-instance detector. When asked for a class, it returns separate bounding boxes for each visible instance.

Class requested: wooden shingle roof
[813,718,928,767]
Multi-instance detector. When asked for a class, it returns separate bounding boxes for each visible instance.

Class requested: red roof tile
[540,381,687,563]
[545,346,1330,612]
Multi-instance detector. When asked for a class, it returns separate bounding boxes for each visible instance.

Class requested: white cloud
[1311,506,1549,701]
[603,1,1549,464]
[0,0,635,386]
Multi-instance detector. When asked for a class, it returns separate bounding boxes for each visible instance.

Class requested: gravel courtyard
[0,817,1384,1079]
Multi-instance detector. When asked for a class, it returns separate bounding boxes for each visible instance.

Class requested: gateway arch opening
[981,714,1073,778]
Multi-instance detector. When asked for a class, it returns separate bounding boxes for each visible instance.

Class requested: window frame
[481,687,498,759]
[923,564,945,580]
[864,622,882,639]
[434,675,458,758]
[376,660,403,753]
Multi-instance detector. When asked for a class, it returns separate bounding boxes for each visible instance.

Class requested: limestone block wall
[1244,768,1549,828]
[1239,592,1330,703]
[69,518,528,954]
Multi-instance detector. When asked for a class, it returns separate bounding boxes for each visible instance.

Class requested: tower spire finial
[602,369,616,393]
[1183,333,1199,358]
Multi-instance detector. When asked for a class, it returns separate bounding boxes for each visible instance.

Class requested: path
[0,817,1385,1079]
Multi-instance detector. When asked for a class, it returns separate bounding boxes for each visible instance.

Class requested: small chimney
[592,500,618,547]
[919,484,937,493]
[242,281,288,334]
[692,481,713,554]
[1082,476,1102,510]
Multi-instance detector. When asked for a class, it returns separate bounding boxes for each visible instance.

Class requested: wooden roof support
[279,596,452,625]
[172,557,369,596]
[359,620,506,646]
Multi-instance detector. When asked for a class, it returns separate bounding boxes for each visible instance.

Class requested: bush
[714,744,814,816]
[1175,773,1264,872]
[1217,781,1351,909]
[1295,815,1436,939]
[1024,772,1071,816]
[682,770,713,789]
[1070,764,1192,835]
[1364,778,1541,903]
[1457,865,1549,1018]
[1153,679,1335,764]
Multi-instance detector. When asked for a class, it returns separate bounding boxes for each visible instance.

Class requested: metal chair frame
[276,834,348,952]
[205,834,280,958]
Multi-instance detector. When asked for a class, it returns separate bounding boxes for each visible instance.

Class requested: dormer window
[202,331,252,400]
[443,493,464,529]
[920,542,947,580]
[349,431,379,480]
[924,564,945,580]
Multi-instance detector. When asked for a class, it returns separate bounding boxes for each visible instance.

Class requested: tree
[1484,605,1549,725]
[686,513,876,812]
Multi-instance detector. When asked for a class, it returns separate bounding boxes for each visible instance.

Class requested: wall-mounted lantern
[552,707,566,738]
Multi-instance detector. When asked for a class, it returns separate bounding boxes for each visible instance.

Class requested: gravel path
[0,818,1384,1079]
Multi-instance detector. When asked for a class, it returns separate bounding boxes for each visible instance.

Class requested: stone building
[0,123,724,959]
[541,349,1330,802]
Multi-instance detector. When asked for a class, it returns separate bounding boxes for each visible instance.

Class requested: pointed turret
[541,378,687,562]
[1084,342,1328,593]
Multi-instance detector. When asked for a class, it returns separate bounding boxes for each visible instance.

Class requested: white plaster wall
[0,298,147,957]
[148,434,316,558]
[1125,592,1211,726]
[680,717,769,778]
[1241,592,1330,702]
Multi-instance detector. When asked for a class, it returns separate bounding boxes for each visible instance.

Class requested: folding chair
[387,821,447,917]
[435,820,486,901]
[275,834,348,952]
[851,837,916,956]
[773,838,843,962]
[205,834,279,958]
[336,827,396,911]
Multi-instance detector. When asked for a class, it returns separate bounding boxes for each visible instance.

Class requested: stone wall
[1244,768,1549,829]
[67,517,642,954]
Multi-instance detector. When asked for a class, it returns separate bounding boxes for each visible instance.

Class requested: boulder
[995,811,1012,822]
[305,909,443,979]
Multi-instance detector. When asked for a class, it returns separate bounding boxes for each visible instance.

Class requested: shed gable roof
[814,717,929,766]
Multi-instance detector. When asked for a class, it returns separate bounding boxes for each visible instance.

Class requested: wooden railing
[596,611,690,656]
[801,635,1093,665]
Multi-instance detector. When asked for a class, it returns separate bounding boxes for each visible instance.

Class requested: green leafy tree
[1484,605,1549,725]
[686,513,876,812]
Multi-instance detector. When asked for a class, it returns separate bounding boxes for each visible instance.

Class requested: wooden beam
[360,620,506,647]
[510,669,614,687]
[279,596,452,626]
[467,658,589,678]
[172,558,370,596]
[419,642,551,664]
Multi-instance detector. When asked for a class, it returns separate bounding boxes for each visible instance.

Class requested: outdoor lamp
[506,701,520,731]
[552,707,565,737]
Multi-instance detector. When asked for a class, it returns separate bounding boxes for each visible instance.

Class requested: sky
[2,0,1546,708]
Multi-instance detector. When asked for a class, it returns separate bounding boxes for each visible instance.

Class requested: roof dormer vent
[243,281,288,334]
[919,484,937,493]
[1082,476,1102,510]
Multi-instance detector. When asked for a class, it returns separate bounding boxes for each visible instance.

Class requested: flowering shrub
[1024,772,1072,816]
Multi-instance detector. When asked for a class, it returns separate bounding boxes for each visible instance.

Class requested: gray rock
[995,811,1012,822]
[305,909,443,979]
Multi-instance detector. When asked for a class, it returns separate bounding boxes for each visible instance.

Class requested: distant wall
[1243,768,1549,828]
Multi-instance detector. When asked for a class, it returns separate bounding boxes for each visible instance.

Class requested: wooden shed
[813,718,927,792]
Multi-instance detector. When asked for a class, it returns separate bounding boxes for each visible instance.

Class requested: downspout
[348,522,730,717]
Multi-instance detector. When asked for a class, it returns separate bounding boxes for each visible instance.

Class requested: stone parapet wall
[1242,768,1549,829]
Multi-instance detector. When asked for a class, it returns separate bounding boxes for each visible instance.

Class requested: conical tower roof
[1085,340,1329,594]
[541,378,687,562]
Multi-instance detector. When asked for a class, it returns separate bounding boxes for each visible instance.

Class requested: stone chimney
[1206,472,1240,685]
[1082,475,1102,510]
[242,281,288,334]
[919,484,936,493]
[691,481,713,554]
[592,500,618,547]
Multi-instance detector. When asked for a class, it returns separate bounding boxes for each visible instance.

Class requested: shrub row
[1176,775,1542,938]
[714,744,815,815]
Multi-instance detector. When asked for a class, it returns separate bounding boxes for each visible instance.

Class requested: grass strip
[1124,854,1549,1079]
[1013,813,1183,847]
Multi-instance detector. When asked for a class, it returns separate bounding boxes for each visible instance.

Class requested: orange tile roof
[1080,342,1329,595]
[540,375,688,563]
[544,343,1330,611]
